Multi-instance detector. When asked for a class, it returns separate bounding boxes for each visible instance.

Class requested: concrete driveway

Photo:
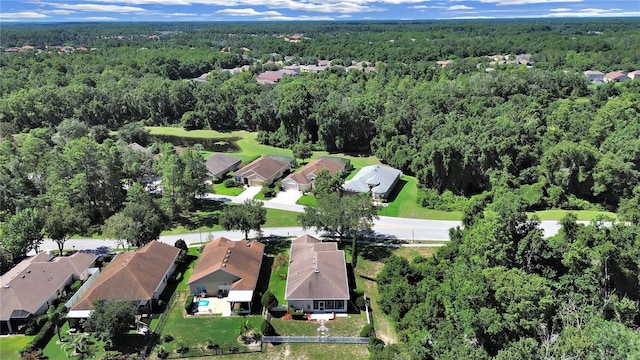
[268,189,303,204]
[232,186,262,203]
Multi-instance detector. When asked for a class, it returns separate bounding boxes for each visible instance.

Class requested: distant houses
[285,235,350,314]
[1,252,97,334]
[281,157,349,192]
[343,165,402,200]
[205,153,242,180]
[232,156,294,187]
[604,71,630,83]
[583,70,605,83]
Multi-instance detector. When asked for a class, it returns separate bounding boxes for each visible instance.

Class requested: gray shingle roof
[342,165,401,195]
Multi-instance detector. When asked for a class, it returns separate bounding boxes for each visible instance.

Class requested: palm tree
[61,333,90,359]
[46,306,63,342]
[237,319,256,343]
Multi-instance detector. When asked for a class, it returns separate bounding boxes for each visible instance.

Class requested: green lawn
[296,195,317,206]
[263,208,301,228]
[43,323,109,360]
[212,183,245,196]
[266,253,289,307]
[380,175,463,220]
[0,335,33,359]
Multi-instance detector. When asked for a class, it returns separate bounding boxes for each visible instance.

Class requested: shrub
[69,280,82,293]
[163,333,174,343]
[185,294,194,314]
[261,185,276,198]
[102,351,126,360]
[369,337,386,352]
[223,178,242,188]
[355,295,366,311]
[206,338,217,349]
[360,324,375,338]
[155,345,169,359]
[261,291,278,311]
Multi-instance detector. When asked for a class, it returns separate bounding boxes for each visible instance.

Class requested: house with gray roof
[342,165,402,200]
[285,235,349,314]
[583,70,605,83]
[205,153,242,180]
[0,252,97,334]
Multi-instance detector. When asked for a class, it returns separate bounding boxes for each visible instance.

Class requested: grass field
[147,126,618,224]
[212,183,245,196]
[379,175,463,220]
[0,335,33,359]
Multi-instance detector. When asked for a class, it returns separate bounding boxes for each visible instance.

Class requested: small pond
[149,134,241,152]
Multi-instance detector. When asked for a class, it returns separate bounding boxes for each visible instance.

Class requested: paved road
[37,219,572,254]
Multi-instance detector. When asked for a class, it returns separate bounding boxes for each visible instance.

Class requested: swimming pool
[197,299,209,306]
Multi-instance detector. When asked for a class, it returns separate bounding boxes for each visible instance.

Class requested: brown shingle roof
[233,157,290,182]
[188,238,264,291]
[285,235,349,301]
[1,253,96,321]
[71,241,180,311]
[283,158,345,187]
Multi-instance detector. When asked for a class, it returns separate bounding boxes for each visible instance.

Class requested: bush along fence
[155,340,262,359]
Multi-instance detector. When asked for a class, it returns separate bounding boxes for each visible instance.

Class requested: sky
[0,0,639,22]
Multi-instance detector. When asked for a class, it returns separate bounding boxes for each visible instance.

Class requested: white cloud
[544,7,640,17]
[478,0,582,5]
[260,15,335,20]
[76,16,119,20]
[37,2,146,13]
[448,5,473,9]
[216,8,282,16]
[43,9,76,15]
[549,7,571,11]
[336,14,352,18]
[410,4,446,8]
[0,11,49,19]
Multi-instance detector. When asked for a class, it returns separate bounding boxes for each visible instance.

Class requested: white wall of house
[188,270,239,296]
[287,299,347,313]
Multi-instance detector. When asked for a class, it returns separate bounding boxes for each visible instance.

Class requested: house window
[196,285,207,294]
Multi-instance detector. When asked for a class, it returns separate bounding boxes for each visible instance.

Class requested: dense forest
[2,19,640,359]
[2,20,640,215]
[375,191,640,358]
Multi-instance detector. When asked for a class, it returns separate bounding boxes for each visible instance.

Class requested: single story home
[233,156,294,187]
[342,165,402,200]
[628,70,640,80]
[205,153,242,180]
[285,235,350,313]
[281,157,348,192]
[583,70,605,83]
[604,71,629,83]
[68,241,180,323]
[188,238,264,314]
[1,252,97,334]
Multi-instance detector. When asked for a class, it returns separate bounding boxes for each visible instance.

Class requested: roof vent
[3,285,9,288]
[227,250,231,254]
[224,259,228,263]
[222,264,226,267]
[225,254,229,258]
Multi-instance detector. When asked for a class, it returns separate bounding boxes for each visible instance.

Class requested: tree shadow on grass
[109,333,146,356]
[262,237,291,256]
[359,244,393,262]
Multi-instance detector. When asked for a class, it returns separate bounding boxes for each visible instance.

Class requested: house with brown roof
[233,156,294,187]
[1,252,97,334]
[628,70,640,80]
[68,241,180,322]
[285,235,350,314]
[205,153,242,180]
[281,157,349,192]
[604,71,629,83]
[188,238,264,314]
